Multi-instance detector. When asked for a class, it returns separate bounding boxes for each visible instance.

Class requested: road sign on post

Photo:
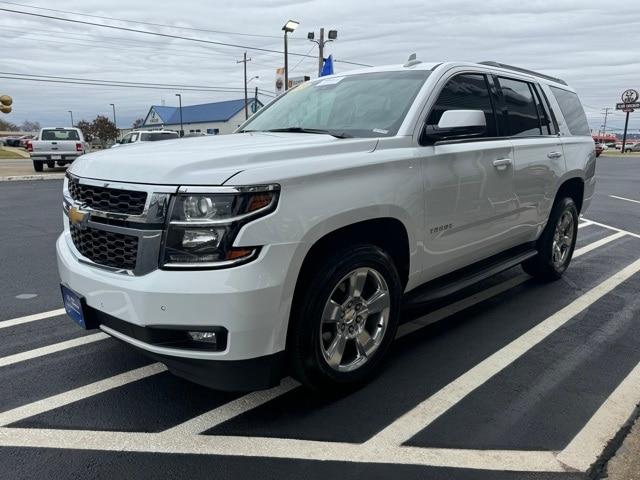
[618,89,638,153]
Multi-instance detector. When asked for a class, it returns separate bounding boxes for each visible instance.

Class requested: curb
[0,173,66,182]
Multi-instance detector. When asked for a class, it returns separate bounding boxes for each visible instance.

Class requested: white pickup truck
[28,127,87,172]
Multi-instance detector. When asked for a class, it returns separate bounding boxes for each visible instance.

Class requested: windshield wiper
[258,127,352,138]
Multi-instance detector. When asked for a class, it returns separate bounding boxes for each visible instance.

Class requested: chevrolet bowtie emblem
[68,207,89,228]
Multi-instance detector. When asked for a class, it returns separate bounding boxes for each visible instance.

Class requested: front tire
[288,244,402,392]
[522,197,578,281]
[33,161,43,172]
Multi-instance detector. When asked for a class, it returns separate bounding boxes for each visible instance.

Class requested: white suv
[57,59,596,391]
[112,129,179,147]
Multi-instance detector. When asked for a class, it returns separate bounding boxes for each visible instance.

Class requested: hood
[69,132,378,185]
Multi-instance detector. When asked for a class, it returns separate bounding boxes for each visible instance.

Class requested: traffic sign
[622,107,635,113]
[616,102,640,110]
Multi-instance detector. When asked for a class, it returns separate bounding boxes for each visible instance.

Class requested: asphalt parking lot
[1,156,639,479]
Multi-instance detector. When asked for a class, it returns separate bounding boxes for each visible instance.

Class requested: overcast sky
[1,0,639,134]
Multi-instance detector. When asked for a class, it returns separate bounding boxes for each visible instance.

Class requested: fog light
[188,331,218,343]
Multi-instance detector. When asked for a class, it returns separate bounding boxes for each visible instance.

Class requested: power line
[0,74,277,96]
[0,1,305,41]
[0,7,372,67]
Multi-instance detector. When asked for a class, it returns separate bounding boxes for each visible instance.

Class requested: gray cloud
[1,0,639,133]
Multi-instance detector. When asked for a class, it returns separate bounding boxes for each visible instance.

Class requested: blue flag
[320,55,334,76]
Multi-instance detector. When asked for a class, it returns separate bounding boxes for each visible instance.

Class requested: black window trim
[420,71,502,146]
[532,83,559,135]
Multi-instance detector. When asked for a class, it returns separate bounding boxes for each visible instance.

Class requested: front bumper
[57,232,299,390]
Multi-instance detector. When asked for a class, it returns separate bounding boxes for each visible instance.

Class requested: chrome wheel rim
[319,267,391,373]
[552,211,575,268]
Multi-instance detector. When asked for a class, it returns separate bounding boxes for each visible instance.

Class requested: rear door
[419,72,519,279]
[494,76,565,241]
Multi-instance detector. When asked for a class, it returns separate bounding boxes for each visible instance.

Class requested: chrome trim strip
[177,184,280,194]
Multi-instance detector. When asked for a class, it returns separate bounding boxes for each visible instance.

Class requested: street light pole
[110,103,118,140]
[68,110,74,127]
[282,20,299,91]
[308,28,337,76]
[175,93,184,137]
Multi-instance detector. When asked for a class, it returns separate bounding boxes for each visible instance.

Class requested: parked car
[595,143,603,157]
[58,59,595,392]
[624,143,637,153]
[4,135,30,147]
[630,143,640,152]
[28,127,87,171]
[112,129,179,147]
[19,135,34,148]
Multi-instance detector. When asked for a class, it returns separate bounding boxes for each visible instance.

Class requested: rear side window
[140,132,179,141]
[498,78,542,137]
[427,73,497,137]
[550,86,590,136]
[41,129,80,141]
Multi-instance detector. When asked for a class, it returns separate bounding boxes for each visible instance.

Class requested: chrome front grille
[70,224,138,270]
[68,176,147,215]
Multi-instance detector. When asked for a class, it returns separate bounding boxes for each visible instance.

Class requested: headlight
[161,185,279,268]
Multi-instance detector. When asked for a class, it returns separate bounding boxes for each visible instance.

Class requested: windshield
[41,129,80,141]
[140,132,179,141]
[242,70,430,138]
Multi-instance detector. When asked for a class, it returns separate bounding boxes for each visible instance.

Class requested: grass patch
[0,147,28,159]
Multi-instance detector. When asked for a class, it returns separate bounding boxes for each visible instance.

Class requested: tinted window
[499,78,541,136]
[41,129,80,141]
[427,74,497,137]
[531,85,554,134]
[550,86,590,136]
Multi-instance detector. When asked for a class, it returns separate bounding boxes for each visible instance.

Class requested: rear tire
[46,162,55,168]
[522,197,578,281]
[33,161,43,172]
[288,244,402,392]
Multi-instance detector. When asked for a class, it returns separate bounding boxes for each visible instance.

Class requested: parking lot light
[282,20,299,91]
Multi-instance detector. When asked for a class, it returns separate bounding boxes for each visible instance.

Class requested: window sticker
[373,128,388,134]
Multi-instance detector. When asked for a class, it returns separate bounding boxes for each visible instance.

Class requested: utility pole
[237,52,252,120]
[175,93,184,137]
[601,107,612,142]
[308,28,338,76]
[110,103,118,140]
[621,110,631,153]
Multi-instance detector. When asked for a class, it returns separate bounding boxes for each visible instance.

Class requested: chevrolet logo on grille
[68,207,89,229]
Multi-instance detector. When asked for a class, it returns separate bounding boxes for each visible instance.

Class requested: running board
[404,244,537,307]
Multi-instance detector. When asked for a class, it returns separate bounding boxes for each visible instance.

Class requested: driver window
[427,74,497,137]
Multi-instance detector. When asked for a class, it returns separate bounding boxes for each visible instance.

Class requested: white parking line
[573,231,627,257]
[610,195,640,205]
[558,360,640,472]
[365,257,640,448]
[0,333,108,368]
[163,377,301,435]
[0,363,166,426]
[0,428,567,472]
[578,220,593,228]
[0,308,66,330]
[582,218,640,240]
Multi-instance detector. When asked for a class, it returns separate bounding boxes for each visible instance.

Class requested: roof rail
[479,61,568,86]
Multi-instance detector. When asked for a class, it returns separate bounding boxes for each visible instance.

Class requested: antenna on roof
[404,53,421,68]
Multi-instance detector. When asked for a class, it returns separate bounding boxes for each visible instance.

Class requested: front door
[419,73,519,280]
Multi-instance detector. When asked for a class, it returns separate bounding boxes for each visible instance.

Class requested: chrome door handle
[492,158,512,170]
[547,151,563,159]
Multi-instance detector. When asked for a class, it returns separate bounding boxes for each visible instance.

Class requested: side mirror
[424,109,486,143]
